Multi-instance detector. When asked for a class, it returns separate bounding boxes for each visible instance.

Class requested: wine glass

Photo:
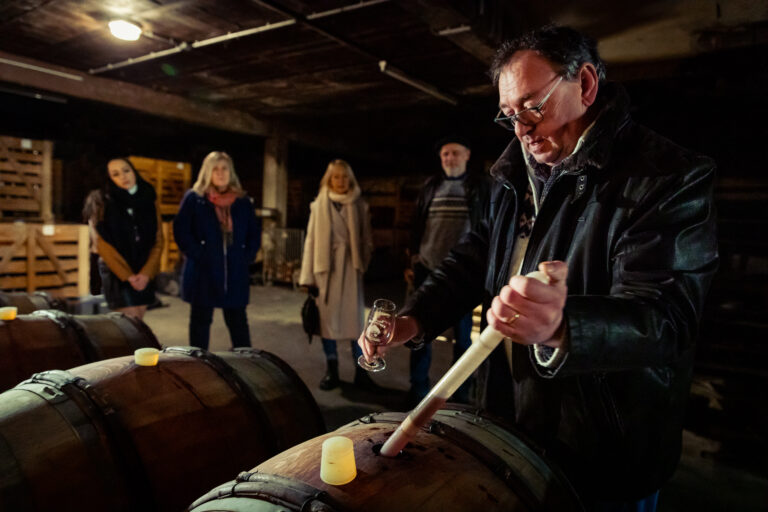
[357,298,397,372]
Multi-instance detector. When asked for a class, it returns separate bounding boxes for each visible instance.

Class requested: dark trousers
[409,262,474,401]
[189,303,251,350]
[321,338,364,362]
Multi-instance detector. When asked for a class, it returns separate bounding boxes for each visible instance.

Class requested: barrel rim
[189,471,342,512]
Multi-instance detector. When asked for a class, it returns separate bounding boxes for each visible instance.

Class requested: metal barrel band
[15,369,152,510]
[30,310,101,361]
[163,346,281,452]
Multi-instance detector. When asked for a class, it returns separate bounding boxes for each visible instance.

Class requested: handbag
[301,288,320,343]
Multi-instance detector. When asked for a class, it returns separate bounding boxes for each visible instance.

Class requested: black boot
[354,367,382,392]
[319,359,340,390]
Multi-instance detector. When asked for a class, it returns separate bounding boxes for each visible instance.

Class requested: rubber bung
[320,436,356,485]
[134,347,160,366]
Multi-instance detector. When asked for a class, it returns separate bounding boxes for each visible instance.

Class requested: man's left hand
[486,261,568,348]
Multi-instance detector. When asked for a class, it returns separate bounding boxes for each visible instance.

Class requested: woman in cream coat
[300,159,375,390]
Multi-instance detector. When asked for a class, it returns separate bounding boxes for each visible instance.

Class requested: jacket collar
[490,82,632,184]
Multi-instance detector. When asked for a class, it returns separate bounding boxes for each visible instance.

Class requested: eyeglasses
[494,75,564,130]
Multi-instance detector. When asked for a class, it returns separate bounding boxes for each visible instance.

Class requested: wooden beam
[396,1,497,65]
[0,51,269,136]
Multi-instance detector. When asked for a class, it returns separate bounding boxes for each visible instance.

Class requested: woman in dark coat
[173,151,261,350]
[90,157,163,320]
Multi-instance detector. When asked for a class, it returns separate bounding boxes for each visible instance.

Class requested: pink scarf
[206,188,239,232]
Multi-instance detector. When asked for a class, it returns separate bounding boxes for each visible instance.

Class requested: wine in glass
[357,298,396,372]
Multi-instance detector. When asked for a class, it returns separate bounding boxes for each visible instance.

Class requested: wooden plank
[0,161,44,174]
[34,229,69,283]
[0,224,82,241]
[0,184,35,197]
[41,140,53,222]
[159,204,180,215]
[0,136,46,152]
[130,156,191,208]
[0,172,43,185]
[0,259,79,273]
[0,272,78,289]
[77,224,89,297]
[0,227,27,274]
[0,243,79,258]
[0,198,39,212]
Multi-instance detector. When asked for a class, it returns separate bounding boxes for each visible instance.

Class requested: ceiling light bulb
[109,20,142,41]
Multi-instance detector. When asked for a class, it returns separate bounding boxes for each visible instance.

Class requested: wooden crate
[0,222,89,298]
[0,136,53,221]
[128,156,192,215]
[160,221,181,272]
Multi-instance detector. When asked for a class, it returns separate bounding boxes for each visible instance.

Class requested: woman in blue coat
[173,151,261,350]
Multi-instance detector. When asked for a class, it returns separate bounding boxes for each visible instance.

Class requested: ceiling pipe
[89,0,389,74]
[379,60,457,105]
[437,25,471,36]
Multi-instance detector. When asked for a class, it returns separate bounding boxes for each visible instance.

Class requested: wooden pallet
[0,136,53,221]
[0,222,89,298]
[160,221,180,272]
[128,156,192,216]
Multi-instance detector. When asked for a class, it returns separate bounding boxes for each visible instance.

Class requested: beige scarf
[313,185,364,274]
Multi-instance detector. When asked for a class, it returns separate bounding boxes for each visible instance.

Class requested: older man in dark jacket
[360,25,718,510]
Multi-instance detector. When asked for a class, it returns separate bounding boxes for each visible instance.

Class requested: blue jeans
[593,490,659,512]
[409,309,473,400]
[321,338,363,362]
[189,303,251,350]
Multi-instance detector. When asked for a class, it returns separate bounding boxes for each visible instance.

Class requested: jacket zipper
[494,182,518,292]
[223,238,228,293]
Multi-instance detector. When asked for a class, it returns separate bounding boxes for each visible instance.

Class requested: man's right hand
[357,315,421,365]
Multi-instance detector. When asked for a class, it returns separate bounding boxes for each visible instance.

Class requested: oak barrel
[0,291,64,314]
[0,346,325,512]
[0,310,160,392]
[190,408,583,512]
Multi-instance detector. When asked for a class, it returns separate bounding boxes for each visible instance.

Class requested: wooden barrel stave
[0,312,160,392]
[0,291,63,314]
[0,315,85,390]
[0,371,133,511]
[222,348,326,450]
[190,409,583,512]
[0,347,326,512]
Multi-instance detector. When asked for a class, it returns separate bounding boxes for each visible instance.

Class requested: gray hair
[490,25,606,86]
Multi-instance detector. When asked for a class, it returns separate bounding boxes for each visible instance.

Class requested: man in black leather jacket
[359,25,718,509]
